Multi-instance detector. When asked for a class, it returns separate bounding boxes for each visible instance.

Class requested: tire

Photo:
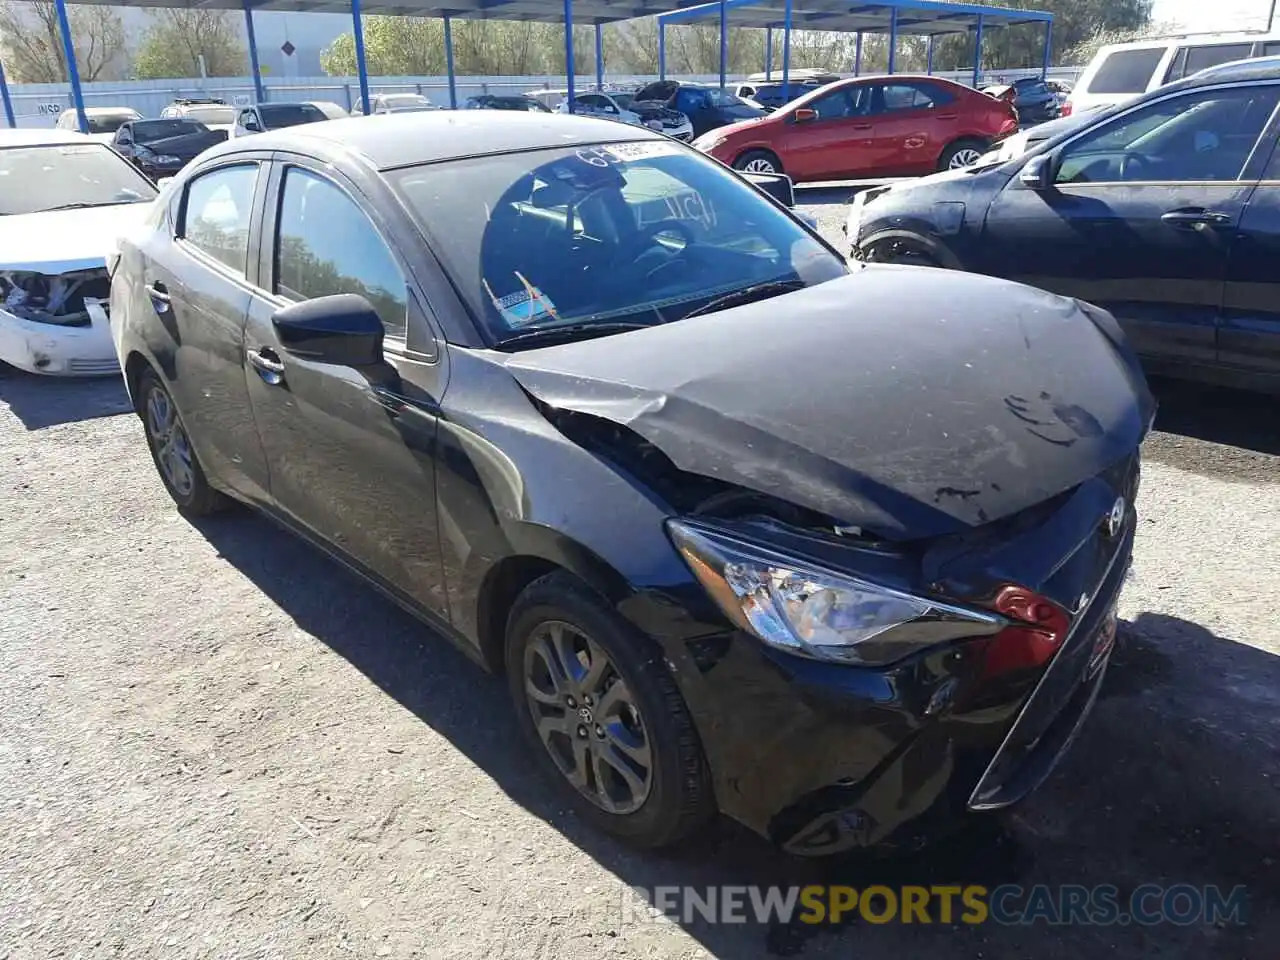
[864,238,942,268]
[136,367,228,517]
[733,149,783,175]
[938,138,988,172]
[505,571,714,849]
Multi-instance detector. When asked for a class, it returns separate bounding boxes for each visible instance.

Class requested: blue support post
[972,15,984,88]
[0,57,14,128]
[53,0,87,133]
[927,35,935,74]
[781,0,792,94]
[887,6,897,74]
[351,0,371,114]
[1042,19,1053,78]
[444,15,457,108]
[564,0,575,112]
[765,26,773,77]
[658,21,666,79]
[595,23,603,90]
[243,3,266,103]
[854,31,862,75]
[718,0,727,91]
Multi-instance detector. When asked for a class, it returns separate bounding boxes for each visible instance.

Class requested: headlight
[692,134,727,153]
[153,154,181,164]
[668,520,1000,665]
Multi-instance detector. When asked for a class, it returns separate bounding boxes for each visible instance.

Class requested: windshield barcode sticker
[486,272,558,329]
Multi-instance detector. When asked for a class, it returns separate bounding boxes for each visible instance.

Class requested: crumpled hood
[505,268,1152,540]
[629,102,686,124]
[0,203,153,273]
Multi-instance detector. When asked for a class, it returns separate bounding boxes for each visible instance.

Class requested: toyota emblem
[1104,497,1126,538]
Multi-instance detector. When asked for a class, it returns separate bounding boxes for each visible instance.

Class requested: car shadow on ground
[195,509,1279,959]
[1147,377,1280,459]
[0,365,132,430]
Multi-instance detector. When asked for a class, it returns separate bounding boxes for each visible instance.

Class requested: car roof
[207,111,665,171]
[0,128,99,147]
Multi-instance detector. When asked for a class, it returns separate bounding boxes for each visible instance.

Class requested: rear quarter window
[1086,47,1167,95]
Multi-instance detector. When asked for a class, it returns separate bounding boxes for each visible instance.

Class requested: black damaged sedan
[111,112,1153,856]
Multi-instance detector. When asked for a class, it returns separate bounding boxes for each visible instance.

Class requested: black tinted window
[274,168,409,339]
[182,164,257,275]
[1056,86,1280,184]
[259,104,326,128]
[134,120,205,142]
[808,88,857,119]
[1169,43,1255,82]
[881,82,952,111]
[1087,48,1165,94]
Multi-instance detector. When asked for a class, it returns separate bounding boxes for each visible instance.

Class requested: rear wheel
[939,138,987,171]
[733,149,783,175]
[137,368,228,517]
[505,571,714,848]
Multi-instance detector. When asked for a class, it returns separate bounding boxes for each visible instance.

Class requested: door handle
[144,281,170,313]
[852,123,873,130]
[247,347,285,384]
[936,113,958,120]
[1161,208,1233,228]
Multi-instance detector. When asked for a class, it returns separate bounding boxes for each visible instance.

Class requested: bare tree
[0,0,127,82]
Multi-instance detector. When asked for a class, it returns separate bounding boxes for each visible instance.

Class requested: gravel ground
[2,201,1277,959]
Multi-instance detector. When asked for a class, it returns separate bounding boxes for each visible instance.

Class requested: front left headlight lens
[154,154,181,164]
[668,520,1000,665]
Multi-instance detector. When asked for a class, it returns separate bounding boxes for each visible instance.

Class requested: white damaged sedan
[0,130,157,376]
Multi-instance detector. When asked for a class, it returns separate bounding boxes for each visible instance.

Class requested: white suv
[1067,30,1280,115]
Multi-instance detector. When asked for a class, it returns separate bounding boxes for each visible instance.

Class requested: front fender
[858,227,966,270]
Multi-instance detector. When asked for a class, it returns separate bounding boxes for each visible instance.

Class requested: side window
[274,168,409,340]
[1086,48,1166,95]
[807,88,855,120]
[1055,86,1280,185]
[1167,43,1255,83]
[1264,42,1280,57]
[180,164,258,276]
[881,82,949,112]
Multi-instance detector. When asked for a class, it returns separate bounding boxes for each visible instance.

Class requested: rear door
[1220,119,1280,382]
[866,81,962,176]
[981,83,1280,370]
[1162,42,1257,85]
[132,158,272,502]
[242,156,450,619]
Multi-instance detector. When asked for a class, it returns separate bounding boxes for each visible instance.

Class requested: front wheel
[733,149,783,175]
[505,572,714,849]
[939,139,988,171]
[137,368,228,517]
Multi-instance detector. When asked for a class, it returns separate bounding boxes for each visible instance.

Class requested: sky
[1151,0,1274,31]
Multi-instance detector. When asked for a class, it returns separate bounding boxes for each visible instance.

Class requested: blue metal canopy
[0,0,708,130]
[655,0,1053,94]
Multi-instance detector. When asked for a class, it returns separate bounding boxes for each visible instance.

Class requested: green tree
[133,9,247,80]
[0,0,127,82]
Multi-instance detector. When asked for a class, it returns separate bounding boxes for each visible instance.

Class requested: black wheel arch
[858,229,966,270]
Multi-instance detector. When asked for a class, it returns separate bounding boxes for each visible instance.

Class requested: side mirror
[272,294,385,367]
[742,171,796,208]
[792,107,818,123]
[1020,154,1054,190]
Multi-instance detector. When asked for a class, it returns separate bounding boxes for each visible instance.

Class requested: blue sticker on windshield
[486,272,558,328]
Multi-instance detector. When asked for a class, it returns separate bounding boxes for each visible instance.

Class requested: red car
[693,75,1018,181]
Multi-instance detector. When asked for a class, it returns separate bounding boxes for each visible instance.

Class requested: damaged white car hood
[0,203,153,274]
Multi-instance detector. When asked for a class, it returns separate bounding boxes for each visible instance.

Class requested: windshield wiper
[492,319,656,349]
[680,279,806,320]
[44,199,146,212]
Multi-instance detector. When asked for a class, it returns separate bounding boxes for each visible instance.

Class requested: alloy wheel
[948,148,983,169]
[522,620,654,814]
[742,157,778,174]
[145,385,195,498]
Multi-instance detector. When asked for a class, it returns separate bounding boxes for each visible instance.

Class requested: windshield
[390,140,845,344]
[133,119,207,142]
[87,113,137,134]
[259,103,326,128]
[612,93,636,110]
[0,143,157,215]
[182,105,234,125]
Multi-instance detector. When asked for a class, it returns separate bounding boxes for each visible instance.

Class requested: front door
[981,83,1280,370]
[133,159,272,503]
[779,85,875,181]
[242,160,450,620]
[1220,141,1280,382]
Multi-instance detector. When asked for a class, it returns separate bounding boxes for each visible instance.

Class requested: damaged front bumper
[0,297,118,376]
